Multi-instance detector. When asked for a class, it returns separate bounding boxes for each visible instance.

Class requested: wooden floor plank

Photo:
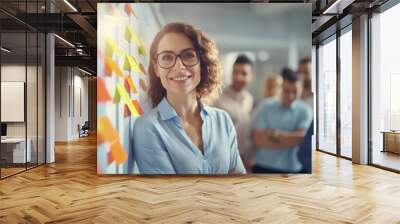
[0,135,400,223]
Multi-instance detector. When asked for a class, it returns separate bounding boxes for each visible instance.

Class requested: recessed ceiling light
[1,47,11,53]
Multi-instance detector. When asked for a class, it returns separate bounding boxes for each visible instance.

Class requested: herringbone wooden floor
[1,135,400,224]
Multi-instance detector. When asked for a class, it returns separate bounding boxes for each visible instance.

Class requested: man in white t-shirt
[214,55,255,170]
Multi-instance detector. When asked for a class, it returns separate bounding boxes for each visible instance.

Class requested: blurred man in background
[214,54,255,170]
[297,57,313,110]
[297,57,311,78]
[263,74,283,99]
[250,68,312,173]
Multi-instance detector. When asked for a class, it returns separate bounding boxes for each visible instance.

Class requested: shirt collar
[157,97,209,121]
[228,86,245,99]
[280,99,298,110]
[198,100,210,119]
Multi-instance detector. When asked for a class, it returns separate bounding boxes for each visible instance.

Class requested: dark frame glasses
[155,48,200,69]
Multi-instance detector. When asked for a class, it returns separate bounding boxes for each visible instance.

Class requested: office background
[0,1,46,178]
[96,3,312,174]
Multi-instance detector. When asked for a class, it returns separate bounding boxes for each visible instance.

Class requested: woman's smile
[168,70,194,83]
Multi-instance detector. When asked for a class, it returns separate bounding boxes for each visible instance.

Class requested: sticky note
[124,26,146,56]
[139,63,147,75]
[114,84,140,117]
[124,4,137,18]
[123,54,141,73]
[105,38,123,58]
[105,57,123,77]
[97,78,112,103]
[124,75,138,94]
[124,99,143,117]
[109,141,127,164]
[98,116,119,144]
[132,100,144,115]
[139,78,147,91]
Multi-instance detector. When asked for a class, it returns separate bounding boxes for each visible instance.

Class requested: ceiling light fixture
[322,0,352,15]
[323,0,341,14]
[54,34,75,48]
[78,67,93,76]
[63,0,78,12]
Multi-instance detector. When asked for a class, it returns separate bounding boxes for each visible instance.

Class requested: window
[339,28,352,158]
[370,2,400,171]
[0,1,47,179]
[317,36,337,154]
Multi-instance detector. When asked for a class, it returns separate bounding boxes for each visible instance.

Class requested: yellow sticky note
[123,54,141,73]
[105,38,123,57]
[138,45,146,56]
[124,26,146,56]
[114,84,140,117]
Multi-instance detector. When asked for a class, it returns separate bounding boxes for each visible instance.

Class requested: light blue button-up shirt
[133,97,246,174]
[251,98,312,172]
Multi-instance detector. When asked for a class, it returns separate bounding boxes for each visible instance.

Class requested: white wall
[55,67,69,141]
[72,72,89,138]
[1,65,39,137]
[54,67,89,141]
[1,64,46,164]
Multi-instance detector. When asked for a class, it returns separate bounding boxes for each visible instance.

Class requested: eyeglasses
[155,48,199,69]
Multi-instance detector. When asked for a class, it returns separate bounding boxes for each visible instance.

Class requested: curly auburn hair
[147,22,222,107]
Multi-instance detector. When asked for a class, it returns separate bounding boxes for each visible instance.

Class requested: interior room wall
[1,64,39,139]
[54,67,89,141]
[72,72,89,138]
[1,64,44,164]
[54,66,69,141]
[88,77,97,132]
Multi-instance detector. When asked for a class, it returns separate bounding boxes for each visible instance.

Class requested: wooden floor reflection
[0,135,399,223]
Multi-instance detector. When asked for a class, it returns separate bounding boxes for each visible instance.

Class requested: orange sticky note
[124,76,138,94]
[105,57,123,77]
[97,116,119,144]
[124,4,137,18]
[139,78,147,91]
[139,63,147,75]
[97,78,112,103]
[123,104,131,118]
[124,99,143,117]
[109,141,127,164]
[132,100,144,115]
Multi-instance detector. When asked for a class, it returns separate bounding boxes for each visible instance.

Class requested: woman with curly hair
[133,22,246,174]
